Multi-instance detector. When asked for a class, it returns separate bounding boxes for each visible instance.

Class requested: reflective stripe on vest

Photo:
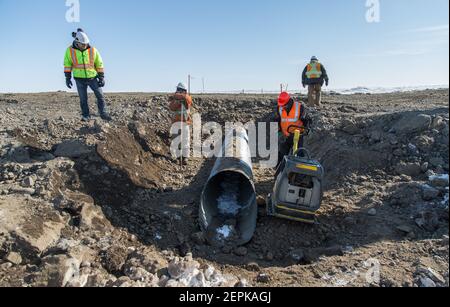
[70,47,96,70]
[280,102,304,136]
[279,101,300,123]
[68,47,103,78]
[306,62,322,79]
[171,95,191,122]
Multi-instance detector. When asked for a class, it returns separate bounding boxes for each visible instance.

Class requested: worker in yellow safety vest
[64,29,111,122]
[302,56,329,108]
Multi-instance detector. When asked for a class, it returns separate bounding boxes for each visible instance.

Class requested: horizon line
[1,85,448,95]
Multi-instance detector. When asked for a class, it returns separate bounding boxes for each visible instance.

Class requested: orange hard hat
[278,92,291,107]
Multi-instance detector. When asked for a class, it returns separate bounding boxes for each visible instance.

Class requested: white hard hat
[177,83,187,91]
[75,30,90,45]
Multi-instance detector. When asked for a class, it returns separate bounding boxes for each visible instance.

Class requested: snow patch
[216,225,234,240]
[332,85,448,95]
[217,175,242,216]
[429,174,449,182]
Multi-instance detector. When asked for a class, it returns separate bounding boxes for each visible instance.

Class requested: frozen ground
[0,89,448,287]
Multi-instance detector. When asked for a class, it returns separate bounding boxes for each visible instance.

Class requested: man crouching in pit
[169,83,193,166]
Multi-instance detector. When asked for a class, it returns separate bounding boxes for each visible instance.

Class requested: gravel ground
[0,89,448,287]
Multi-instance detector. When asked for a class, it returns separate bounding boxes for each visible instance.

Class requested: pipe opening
[201,170,257,246]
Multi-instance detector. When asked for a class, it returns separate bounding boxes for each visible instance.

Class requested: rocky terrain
[0,89,448,287]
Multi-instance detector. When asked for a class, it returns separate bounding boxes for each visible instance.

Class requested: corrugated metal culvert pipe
[199,127,257,246]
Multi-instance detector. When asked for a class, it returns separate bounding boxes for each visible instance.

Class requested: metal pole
[188,74,191,94]
[180,103,184,168]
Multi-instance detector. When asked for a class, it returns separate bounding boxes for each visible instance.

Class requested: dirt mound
[97,124,170,189]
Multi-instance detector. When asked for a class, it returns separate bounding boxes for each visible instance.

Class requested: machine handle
[287,125,311,158]
[293,148,312,159]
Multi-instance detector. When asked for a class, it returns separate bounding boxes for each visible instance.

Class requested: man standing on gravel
[64,29,112,122]
[302,56,329,108]
[169,83,193,166]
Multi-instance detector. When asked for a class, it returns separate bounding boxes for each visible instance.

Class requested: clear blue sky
[0,0,448,93]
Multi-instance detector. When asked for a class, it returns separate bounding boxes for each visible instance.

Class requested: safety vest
[279,101,304,137]
[64,46,104,79]
[169,93,193,124]
[305,62,322,79]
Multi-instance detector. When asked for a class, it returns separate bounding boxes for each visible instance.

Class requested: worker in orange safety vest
[275,92,312,172]
[168,83,193,165]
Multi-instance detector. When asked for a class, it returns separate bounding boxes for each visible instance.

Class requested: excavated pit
[81,100,449,262]
[1,91,448,287]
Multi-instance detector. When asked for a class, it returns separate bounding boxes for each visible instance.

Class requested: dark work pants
[75,78,106,117]
[275,134,304,178]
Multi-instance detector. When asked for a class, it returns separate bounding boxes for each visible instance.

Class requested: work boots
[100,113,112,121]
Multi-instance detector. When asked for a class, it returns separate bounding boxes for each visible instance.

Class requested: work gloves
[65,72,73,89]
[98,77,105,88]
[325,79,329,87]
[66,78,73,89]
[97,73,105,88]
